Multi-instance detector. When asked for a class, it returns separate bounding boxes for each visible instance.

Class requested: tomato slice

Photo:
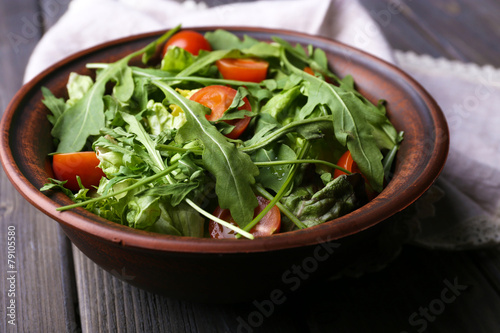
[216,58,269,83]
[162,30,212,57]
[304,66,335,84]
[209,196,281,238]
[303,66,315,76]
[334,150,377,199]
[52,152,105,191]
[333,150,362,179]
[189,85,252,139]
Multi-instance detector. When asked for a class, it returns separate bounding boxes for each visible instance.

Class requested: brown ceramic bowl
[0,27,448,303]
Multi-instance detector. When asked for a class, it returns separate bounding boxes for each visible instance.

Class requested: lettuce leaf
[281,174,367,228]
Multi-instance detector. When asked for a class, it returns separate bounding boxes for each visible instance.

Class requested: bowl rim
[0,26,449,254]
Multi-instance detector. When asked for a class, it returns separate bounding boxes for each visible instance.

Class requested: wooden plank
[470,248,500,295]
[359,0,500,66]
[0,182,80,332]
[301,246,500,332]
[0,0,42,102]
[0,0,78,332]
[72,244,500,332]
[0,0,70,106]
[72,247,304,333]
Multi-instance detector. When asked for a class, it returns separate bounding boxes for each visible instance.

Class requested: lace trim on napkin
[413,215,500,250]
[394,50,500,84]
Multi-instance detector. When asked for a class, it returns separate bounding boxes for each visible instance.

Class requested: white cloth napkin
[24,0,393,81]
[394,52,500,249]
[24,0,500,250]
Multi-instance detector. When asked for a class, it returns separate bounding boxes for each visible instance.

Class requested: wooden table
[1,0,500,332]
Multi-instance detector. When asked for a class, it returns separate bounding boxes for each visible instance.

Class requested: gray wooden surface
[1,0,500,332]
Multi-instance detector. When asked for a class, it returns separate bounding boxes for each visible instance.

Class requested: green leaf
[52,27,182,153]
[110,65,134,103]
[125,195,162,229]
[121,112,165,174]
[281,174,367,227]
[204,29,259,50]
[144,100,186,135]
[338,75,398,150]
[141,25,181,64]
[138,182,199,207]
[40,178,76,198]
[273,37,340,83]
[260,85,302,118]
[215,87,255,122]
[66,73,94,106]
[153,80,259,227]
[281,48,388,191]
[51,77,106,153]
[161,47,195,72]
[205,29,279,58]
[41,87,67,126]
[94,137,146,177]
[252,144,297,193]
[242,116,333,153]
[176,49,239,78]
[148,201,204,237]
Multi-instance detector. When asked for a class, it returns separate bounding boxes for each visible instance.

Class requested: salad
[41,26,403,240]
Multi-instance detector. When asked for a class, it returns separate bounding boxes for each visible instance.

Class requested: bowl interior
[0,27,449,253]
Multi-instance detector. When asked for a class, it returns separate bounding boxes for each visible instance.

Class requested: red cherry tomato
[303,66,315,76]
[304,66,334,84]
[216,58,269,83]
[209,196,281,238]
[162,30,212,57]
[190,85,252,139]
[334,150,377,199]
[333,150,362,179]
[52,152,105,191]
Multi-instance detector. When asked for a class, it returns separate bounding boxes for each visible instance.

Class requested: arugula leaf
[121,112,165,174]
[138,182,199,207]
[242,116,333,153]
[260,85,302,118]
[272,37,340,83]
[205,29,280,58]
[51,59,135,153]
[40,178,76,199]
[176,49,239,78]
[204,29,260,50]
[280,48,388,191]
[153,80,259,227]
[141,24,181,64]
[252,144,297,193]
[338,75,398,150]
[50,27,181,153]
[51,75,106,153]
[215,87,255,122]
[110,65,134,103]
[41,87,67,126]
